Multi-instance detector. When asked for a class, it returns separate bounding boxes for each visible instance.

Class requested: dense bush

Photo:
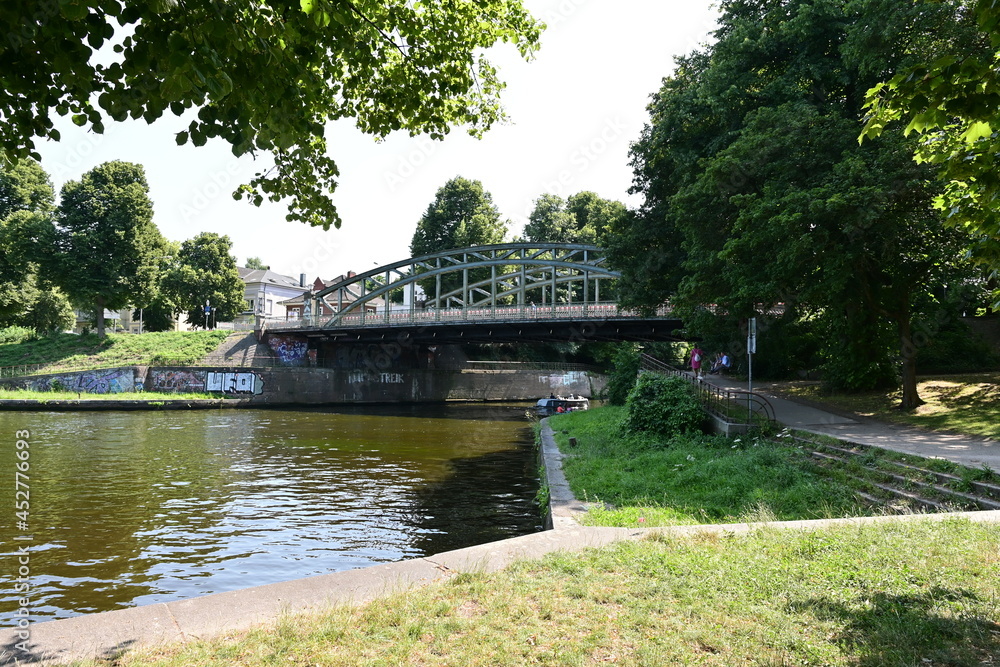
[916,318,999,373]
[604,344,641,405]
[623,372,706,436]
[0,326,37,345]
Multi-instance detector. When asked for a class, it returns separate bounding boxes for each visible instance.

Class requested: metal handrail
[273,302,678,331]
[463,361,600,372]
[639,354,775,426]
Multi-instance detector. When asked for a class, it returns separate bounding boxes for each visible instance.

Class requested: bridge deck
[264,304,685,344]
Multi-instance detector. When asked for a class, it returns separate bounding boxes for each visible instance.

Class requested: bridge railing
[274,302,676,330]
[639,354,775,427]
[464,360,601,373]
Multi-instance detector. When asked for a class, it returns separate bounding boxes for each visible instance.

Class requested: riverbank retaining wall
[0,366,605,404]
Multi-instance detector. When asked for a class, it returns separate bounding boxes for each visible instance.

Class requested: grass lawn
[77,520,1000,666]
[776,373,1000,440]
[546,406,869,527]
[0,330,231,373]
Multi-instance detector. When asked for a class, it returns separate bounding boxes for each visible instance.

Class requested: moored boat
[535,395,590,414]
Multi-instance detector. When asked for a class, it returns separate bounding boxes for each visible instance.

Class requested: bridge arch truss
[309,243,620,328]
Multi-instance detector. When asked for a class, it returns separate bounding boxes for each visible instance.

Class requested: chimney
[348,271,356,278]
[299,273,306,287]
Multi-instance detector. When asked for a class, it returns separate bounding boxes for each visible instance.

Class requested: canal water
[0,404,543,622]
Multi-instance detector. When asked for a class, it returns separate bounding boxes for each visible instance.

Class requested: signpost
[747,317,757,417]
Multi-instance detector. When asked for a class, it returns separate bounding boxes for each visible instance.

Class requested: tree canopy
[53,160,167,337]
[861,0,1000,270]
[522,191,625,245]
[0,159,74,333]
[610,0,980,408]
[162,232,245,328]
[409,176,508,304]
[0,1,541,228]
[410,177,508,257]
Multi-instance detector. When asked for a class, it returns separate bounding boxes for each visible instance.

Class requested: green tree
[0,161,74,333]
[523,192,625,245]
[0,158,54,220]
[53,160,164,338]
[0,1,541,228]
[163,233,245,328]
[862,0,1000,269]
[245,257,269,270]
[611,0,977,409]
[134,242,181,332]
[410,177,509,305]
[17,284,75,334]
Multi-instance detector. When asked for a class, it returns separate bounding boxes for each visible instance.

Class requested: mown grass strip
[0,389,225,401]
[547,406,870,526]
[73,520,1000,666]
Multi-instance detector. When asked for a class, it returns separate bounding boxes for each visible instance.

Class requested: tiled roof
[236,267,305,289]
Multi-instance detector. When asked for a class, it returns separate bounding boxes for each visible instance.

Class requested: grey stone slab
[0,603,181,667]
[540,421,591,528]
[649,509,1000,540]
[426,526,643,573]
[166,558,448,640]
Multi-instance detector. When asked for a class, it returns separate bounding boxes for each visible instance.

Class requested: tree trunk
[898,317,924,411]
[96,296,106,338]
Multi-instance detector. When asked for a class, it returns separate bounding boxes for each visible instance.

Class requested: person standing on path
[690,346,704,378]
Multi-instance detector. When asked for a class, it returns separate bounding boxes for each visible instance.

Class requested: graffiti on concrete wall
[150,369,206,393]
[539,371,586,389]
[268,335,309,366]
[206,371,264,395]
[348,371,404,384]
[11,368,139,394]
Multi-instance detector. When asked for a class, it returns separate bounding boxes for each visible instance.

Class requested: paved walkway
[700,374,1000,471]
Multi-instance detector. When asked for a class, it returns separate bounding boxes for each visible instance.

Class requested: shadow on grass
[798,588,1000,665]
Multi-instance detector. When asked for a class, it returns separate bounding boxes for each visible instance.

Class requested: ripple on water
[0,404,542,621]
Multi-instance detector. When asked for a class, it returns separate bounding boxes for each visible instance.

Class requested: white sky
[34,1,720,280]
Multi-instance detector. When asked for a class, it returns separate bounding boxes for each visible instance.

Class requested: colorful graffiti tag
[267,335,309,366]
[539,371,586,389]
[150,370,207,393]
[206,371,264,395]
[8,368,139,394]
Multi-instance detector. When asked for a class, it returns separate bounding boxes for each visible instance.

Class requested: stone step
[810,450,1000,511]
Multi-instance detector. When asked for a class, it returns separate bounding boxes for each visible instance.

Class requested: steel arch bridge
[267,243,682,344]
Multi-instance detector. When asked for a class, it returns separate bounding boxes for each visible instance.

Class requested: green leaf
[961,121,993,144]
[59,0,89,22]
[313,10,331,27]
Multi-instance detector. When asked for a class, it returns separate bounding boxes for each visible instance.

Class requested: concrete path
[4,417,1000,666]
[701,374,1000,471]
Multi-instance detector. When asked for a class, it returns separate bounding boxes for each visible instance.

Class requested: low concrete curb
[0,399,253,411]
[4,420,1000,666]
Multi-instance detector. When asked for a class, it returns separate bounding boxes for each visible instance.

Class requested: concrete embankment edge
[5,424,1000,665]
[0,399,253,411]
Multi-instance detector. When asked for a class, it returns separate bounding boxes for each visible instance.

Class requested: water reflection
[0,404,541,621]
